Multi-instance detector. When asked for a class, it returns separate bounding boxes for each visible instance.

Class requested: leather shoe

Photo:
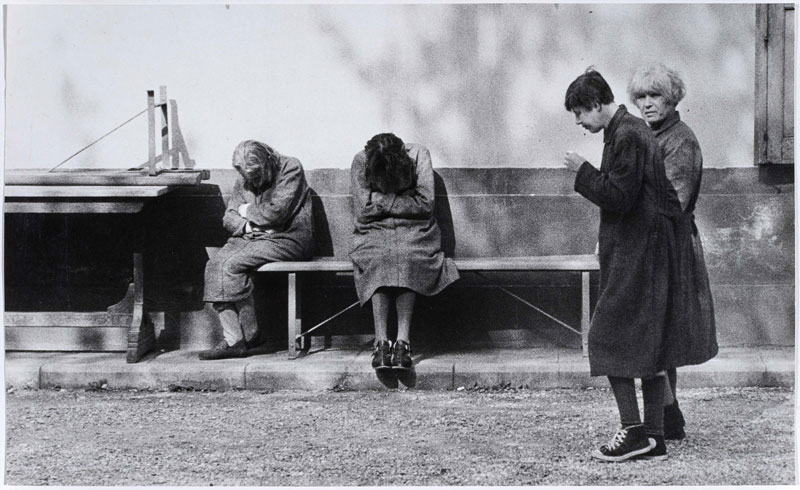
[391,340,413,370]
[199,339,247,360]
[372,340,393,370]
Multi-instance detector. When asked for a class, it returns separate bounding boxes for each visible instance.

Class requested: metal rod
[48,108,148,172]
[472,271,582,335]
[295,301,360,340]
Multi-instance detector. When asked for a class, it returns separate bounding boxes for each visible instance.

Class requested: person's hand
[563,151,587,172]
[238,203,250,219]
[594,241,599,256]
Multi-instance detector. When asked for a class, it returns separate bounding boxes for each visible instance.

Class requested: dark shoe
[664,402,686,440]
[198,339,247,360]
[591,425,655,462]
[636,434,668,461]
[391,340,413,370]
[371,340,393,371]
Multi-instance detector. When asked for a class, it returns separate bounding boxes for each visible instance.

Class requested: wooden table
[4,183,175,362]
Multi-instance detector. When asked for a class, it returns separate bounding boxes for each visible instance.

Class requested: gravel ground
[5,386,794,486]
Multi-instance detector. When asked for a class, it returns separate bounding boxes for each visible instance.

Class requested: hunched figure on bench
[201,140,314,360]
[349,133,459,372]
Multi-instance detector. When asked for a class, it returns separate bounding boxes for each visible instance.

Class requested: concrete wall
[4,167,793,352]
[6,4,755,172]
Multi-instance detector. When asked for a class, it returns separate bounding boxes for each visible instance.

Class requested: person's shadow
[434,171,456,258]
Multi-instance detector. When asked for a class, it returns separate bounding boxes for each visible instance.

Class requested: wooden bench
[257,254,599,359]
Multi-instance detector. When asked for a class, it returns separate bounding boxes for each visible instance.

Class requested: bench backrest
[303,168,599,259]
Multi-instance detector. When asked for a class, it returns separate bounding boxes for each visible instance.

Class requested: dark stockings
[608,375,665,436]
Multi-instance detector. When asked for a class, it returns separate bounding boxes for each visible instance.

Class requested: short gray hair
[627,63,686,106]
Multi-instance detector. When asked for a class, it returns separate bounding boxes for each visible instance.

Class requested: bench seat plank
[257,254,599,273]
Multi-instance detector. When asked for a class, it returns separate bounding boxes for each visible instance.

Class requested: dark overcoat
[574,105,683,378]
[652,111,718,367]
[349,143,459,305]
[204,153,314,303]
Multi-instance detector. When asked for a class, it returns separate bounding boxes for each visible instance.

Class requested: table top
[4,185,172,198]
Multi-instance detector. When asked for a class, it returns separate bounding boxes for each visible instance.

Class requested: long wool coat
[574,105,683,378]
[204,153,314,303]
[652,111,718,367]
[349,143,459,305]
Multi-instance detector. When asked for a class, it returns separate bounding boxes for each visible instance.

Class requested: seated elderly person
[200,140,314,360]
[350,133,459,372]
[628,63,718,440]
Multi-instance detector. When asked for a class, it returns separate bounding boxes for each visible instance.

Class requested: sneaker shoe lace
[607,427,628,450]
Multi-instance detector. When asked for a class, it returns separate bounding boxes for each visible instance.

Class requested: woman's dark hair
[564,68,615,112]
[364,133,416,193]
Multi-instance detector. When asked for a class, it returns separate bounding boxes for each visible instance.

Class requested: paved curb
[4,347,794,391]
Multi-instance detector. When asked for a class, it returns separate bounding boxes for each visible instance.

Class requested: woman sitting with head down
[349,133,459,372]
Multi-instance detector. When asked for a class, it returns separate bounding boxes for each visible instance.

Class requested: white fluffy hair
[627,63,687,106]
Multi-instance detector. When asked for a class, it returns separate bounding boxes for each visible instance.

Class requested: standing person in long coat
[350,133,459,372]
[562,69,683,462]
[628,62,718,440]
[201,140,314,360]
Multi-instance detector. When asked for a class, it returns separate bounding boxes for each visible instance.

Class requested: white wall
[5,4,755,171]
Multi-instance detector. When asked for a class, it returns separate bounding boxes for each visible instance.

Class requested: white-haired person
[200,140,314,360]
[628,63,718,440]
[349,133,459,372]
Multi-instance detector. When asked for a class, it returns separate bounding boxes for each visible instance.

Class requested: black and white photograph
[2,2,795,486]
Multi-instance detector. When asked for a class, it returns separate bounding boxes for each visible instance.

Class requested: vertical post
[287,273,299,359]
[581,271,590,357]
[146,90,157,176]
[159,86,173,170]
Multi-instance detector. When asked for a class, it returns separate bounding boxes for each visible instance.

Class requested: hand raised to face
[563,151,587,172]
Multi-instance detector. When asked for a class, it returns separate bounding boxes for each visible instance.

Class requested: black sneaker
[371,340,393,371]
[664,402,686,440]
[198,339,248,361]
[591,425,655,462]
[637,434,668,461]
[391,340,413,370]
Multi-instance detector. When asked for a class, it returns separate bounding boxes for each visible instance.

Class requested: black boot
[663,401,686,440]
[371,340,393,371]
[199,339,248,361]
[591,424,654,462]
[637,434,668,461]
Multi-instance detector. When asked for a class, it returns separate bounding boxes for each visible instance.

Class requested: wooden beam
[147,89,157,176]
[6,326,128,351]
[256,254,600,273]
[5,311,133,327]
[4,202,145,214]
[5,170,206,186]
[4,185,171,198]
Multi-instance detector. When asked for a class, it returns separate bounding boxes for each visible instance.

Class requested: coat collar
[651,110,681,136]
[603,105,628,143]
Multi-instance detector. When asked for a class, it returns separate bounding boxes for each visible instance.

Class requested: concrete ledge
[4,347,794,391]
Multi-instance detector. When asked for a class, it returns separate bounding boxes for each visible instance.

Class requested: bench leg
[581,271,590,357]
[287,273,301,359]
[126,253,156,363]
